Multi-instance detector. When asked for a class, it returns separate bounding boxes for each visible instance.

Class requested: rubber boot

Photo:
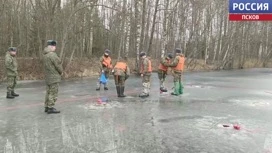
[119,86,126,97]
[47,107,60,114]
[160,87,168,92]
[6,92,15,99]
[116,86,120,97]
[171,82,180,96]
[179,82,184,95]
[96,81,101,91]
[44,107,48,112]
[104,83,108,90]
[11,91,19,97]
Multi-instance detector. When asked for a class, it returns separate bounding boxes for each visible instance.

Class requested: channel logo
[229,0,272,21]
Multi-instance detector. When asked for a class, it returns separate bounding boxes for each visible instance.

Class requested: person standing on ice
[5,47,19,99]
[96,49,113,91]
[164,48,185,96]
[157,53,173,92]
[43,40,63,114]
[139,52,152,98]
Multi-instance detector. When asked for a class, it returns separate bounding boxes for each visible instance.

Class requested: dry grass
[0,57,271,81]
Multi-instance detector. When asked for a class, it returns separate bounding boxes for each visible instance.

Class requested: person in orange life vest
[96,49,113,91]
[112,57,130,97]
[164,48,185,96]
[139,52,152,98]
[158,53,173,92]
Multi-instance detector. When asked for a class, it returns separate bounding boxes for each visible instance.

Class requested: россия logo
[229,0,272,21]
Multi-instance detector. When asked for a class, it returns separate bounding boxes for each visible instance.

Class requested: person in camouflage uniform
[43,40,63,114]
[5,47,19,99]
[139,52,152,98]
[96,49,113,91]
[158,53,173,92]
[164,48,185,96]
[112,57,130,97]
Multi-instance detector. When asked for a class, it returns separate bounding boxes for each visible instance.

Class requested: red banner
[229,14,272,21]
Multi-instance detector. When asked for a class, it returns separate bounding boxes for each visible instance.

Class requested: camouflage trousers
[45,83,59,108]
[114,75,125,86]
[172,71,184,95]
[142,74,151,94]
[97,69,110,88]
[158,70,167,88]
[172,71,182,83]
[7,76,17,92]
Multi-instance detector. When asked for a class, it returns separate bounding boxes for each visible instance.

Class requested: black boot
[6,92,15,99]
[11,91,19,97]
[119,86,126,97]
[47,107,60,114]
[116,86,120,97]
[104,87,108,90]
[160,87,167,92]
[44,107,48,112]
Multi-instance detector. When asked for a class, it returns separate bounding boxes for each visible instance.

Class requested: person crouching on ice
[158,53,173,92]
[112,57,130,97]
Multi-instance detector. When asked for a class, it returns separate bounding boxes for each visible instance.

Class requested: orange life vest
[114,62,127,71]
[158,59,170,72]
[173,56,185,71]
[141,58,152,73]
[102,56,112,68]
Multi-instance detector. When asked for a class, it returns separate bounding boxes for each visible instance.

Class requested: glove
[164,63,169,66]
[125,75,129,80]
[101,70,105,73]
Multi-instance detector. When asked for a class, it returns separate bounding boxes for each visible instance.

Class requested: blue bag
[100,73,107,84]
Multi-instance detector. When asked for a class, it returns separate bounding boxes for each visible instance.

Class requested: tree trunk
[147,0,159,56]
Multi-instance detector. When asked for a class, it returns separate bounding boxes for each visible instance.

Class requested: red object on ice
[233,125,241,130]
[97,98,102,104]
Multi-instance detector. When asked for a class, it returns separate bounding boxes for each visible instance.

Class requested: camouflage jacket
[43,47,63,85]
[5,52,18,77]
[141,57,152,74]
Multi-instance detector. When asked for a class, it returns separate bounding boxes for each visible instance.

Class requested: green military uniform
[139,53,152,97]
[158,53,173,92]
[96,49,112,90]
[5,47,19,99]
[113,60,130,97]
[165,52,184,96]
[43,41,63,113]
[158,58,168,86]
